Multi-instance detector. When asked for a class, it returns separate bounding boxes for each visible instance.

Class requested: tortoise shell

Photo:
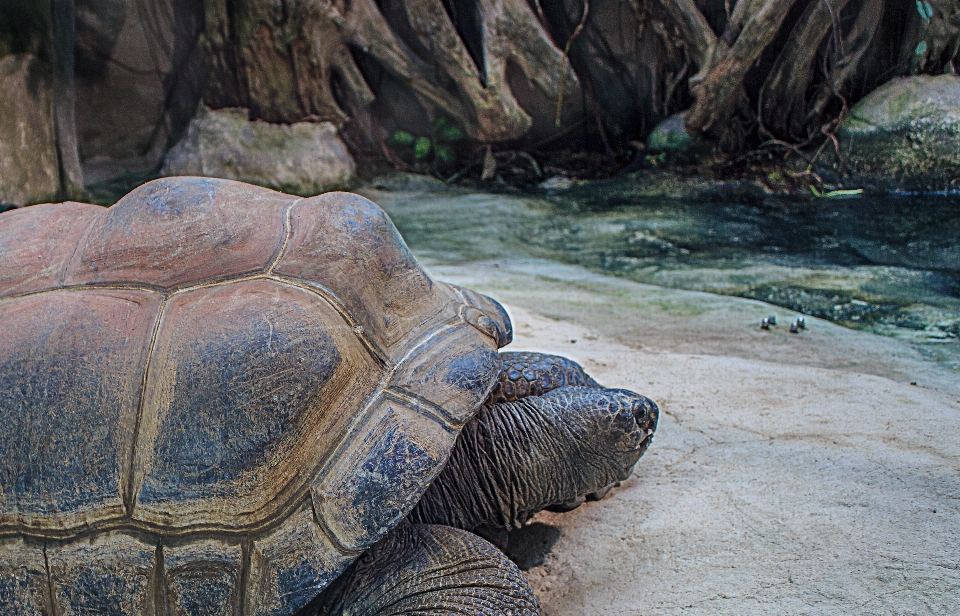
[0,177,511,615]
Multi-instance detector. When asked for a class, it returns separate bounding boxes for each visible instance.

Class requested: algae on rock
[836,75,960,192]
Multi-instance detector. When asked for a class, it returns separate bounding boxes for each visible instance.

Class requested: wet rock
[538,176,576,192]
[370,173,446,192]
[835,75,960,192]
[0,54,60,207]
[161,107,355,196]
[646,112,693,156]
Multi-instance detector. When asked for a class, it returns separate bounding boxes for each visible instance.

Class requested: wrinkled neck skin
[409,386,658,531]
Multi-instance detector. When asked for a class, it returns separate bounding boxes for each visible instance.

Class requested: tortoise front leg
[489,351,601,403]
[408,385,658,532]
[307,523,539,615]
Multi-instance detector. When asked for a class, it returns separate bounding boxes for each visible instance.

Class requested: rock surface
[836,75,960,192]
[0,54,60,207]
[161,107,355,195]
[646,112,693,155]
[426,260,960,615]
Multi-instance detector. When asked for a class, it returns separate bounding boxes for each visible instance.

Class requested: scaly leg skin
[408,383,659,532]
[490,351,601,403]
[307,523,539,616]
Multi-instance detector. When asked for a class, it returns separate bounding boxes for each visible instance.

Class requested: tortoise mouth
[631,395,659,442]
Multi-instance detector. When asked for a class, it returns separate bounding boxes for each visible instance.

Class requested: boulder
[836,75,960,192]
[0,54,60,207]
[646,112,693,154]
[161,107,355,195]
[644,111,714,163]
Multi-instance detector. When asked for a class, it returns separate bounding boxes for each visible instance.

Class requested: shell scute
[132,278,382,530]
[390,321,502,425]
[0,177,514,612]
[62,177,295,290]
[247,503,353,616]
[0,538,48,615]
[312,394,457,553]
[0,201,102,298]
[47,532,158,616]
[274,192,456,358]
[163,538,243,615]
[0,289,160,532]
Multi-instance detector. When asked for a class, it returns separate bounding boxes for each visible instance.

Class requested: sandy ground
[431,260,960,615]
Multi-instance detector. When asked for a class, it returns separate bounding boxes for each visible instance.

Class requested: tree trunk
[759,0,852,140]
[685,0,802,147]
[50,0,84,198]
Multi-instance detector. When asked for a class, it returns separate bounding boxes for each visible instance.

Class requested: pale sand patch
[506,305,959,615]
[429,261,960,615]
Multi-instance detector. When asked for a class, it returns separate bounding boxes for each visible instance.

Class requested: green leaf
[432,117,448,130]
[916,0,933,22]
[435,144,455,163]
[391,130,415,145]
[915,40,928,56]
[414,137,432,159]
[810,185,863,198]
[440,125,465,142]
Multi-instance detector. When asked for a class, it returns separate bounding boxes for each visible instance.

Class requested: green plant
[809,186,864,198]
[643,152,667,167]
[391,117,465,167]
[914,1,933,57]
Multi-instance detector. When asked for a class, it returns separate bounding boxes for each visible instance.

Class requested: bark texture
[203,0,580,144]
[11,0,960,183]
[0,55,61,206]
[194,0,960,157]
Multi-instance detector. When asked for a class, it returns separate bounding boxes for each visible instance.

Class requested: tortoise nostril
[631,397,659,435]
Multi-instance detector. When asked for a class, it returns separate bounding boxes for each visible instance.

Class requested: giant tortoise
[0,177,658,615]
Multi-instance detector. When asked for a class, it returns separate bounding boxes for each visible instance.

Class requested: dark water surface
[541,185,960,335]
[367,177,960,367]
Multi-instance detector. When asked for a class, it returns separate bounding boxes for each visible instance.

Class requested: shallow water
[363,176,960,369]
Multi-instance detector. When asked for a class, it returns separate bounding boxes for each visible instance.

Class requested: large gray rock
[0,54,60,207]
[646,112,693,154]
[161,107,355,195]
[837,75,960,192]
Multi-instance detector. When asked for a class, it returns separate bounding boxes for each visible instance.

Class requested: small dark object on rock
[761,317,770,330]
[796,316,806,329]
[768,315,777,326]
[790,321,800,333]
